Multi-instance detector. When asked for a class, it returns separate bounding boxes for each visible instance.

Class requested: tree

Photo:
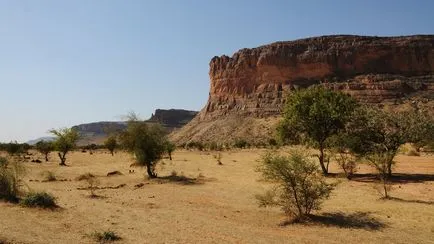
[256,150,334,221]
[35,141,54,162]
[49,128,80,166]
[165,141,176,160]
[5,141,23,156]
[119,114,168,178]
[104,136,118,156]
[278,86,358,175]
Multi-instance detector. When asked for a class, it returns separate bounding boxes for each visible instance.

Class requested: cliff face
[203,35,433,119]
[172,35,434,144]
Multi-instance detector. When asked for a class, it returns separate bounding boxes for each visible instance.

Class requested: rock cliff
[172,35,434,145]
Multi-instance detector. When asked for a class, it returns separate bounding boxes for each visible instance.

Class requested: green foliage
[20,192,57,208]
[4,141,24,156]
[91,230,121,243]
[119,113,168,178]
[185,141,204,151]
[104,136,118,156]
[256,150,334,221]
[35,140,54,162]
[50,128,80,166]
[279,86,358,174]
[165,141,176,160]
[345,107,433,176]
[233,139,249,149]
[0,158,25,202]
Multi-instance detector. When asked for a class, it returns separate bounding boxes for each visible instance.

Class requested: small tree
[49,128,80,166]
[5,141,23,157]
[165,141,176,160]
[119,114,168,178]
[256,151,334,221]
[35,140,54,162]
[278,86,358,175]
[104,136,118,156]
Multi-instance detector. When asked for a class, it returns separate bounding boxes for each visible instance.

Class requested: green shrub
[0,159,25,202]
[91,230,121,242]
[234,139,249,149]
[256,150,334,221]
[20,192,57,208]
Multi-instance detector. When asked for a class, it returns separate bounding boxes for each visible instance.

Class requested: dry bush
[41,171,57,182]
[256,150,335,221]
[0,157,25,202]
[20,191,57,208]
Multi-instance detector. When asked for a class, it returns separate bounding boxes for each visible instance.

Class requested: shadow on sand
[329,173,434,184]
[282,212,387,230]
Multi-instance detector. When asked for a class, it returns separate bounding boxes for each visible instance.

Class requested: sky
[0,0,433,142]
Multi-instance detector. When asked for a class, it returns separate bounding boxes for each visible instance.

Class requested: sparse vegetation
[119,113,169,178]
[91,230,121,243]
[76,172,95,181]
[278,86,358,175]
[20,192,57,208]
[41,171,57,182]
[234,139,249,149]
[0,157,25,202]
[256,150,335,221]
[50,128,80,166]
[104,136,118,156]
[35,140,54,162]
[165,141,176,160]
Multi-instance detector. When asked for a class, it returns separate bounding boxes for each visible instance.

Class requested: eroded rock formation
[172,35,434,144]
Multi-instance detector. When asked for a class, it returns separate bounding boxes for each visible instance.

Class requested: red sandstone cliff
[172,35,434,144]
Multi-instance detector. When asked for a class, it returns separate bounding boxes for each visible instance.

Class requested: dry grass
[0,149,433,243]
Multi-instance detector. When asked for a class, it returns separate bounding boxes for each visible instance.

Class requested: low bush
[41,171,57,182]
[0,158,25,202]
[91,230,121,243]
[256,150,335,221]
[20,192,57,208]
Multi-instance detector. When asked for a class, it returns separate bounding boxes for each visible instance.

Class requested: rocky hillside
[172,35,434,145]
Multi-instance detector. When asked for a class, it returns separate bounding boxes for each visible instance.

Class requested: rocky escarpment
[172,35,434,145]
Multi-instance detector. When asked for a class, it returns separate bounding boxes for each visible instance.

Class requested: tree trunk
[111,151,114,156]
[58,152,67,166]
[169,153,172,161]
[45,153,49,162]
[318,144,328,175]
[146,163,157,178]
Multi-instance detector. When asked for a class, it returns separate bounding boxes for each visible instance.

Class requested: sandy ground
[1,149,433,244]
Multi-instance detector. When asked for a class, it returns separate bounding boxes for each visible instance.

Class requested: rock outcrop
[172,35,434,145]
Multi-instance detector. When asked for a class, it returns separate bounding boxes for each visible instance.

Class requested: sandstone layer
[172,35,434,145]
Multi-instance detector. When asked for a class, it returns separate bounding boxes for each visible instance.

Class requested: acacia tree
[348,107,434,177]
[278,86,358,175]
[104,136,118,156]
[35,140,54,162]
[49,128,80,166]
[119,114,168,178]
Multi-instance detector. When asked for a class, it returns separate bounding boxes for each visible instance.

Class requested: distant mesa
[27,109,198,145]
[171,35,434,145]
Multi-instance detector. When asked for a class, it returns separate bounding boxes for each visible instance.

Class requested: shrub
[256,150,334,221]
[104,136,118,156]
[91,230,121,242]
[76,173,95,181]
[20,192,57,208]
[234,139,249,149]
[0,158,25,202]
[41,171,57,182]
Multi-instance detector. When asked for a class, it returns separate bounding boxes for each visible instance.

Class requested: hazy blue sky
[0,0,433,142]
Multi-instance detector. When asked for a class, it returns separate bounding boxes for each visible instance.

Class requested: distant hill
[27,109,198,146]
[26,136,55,145]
